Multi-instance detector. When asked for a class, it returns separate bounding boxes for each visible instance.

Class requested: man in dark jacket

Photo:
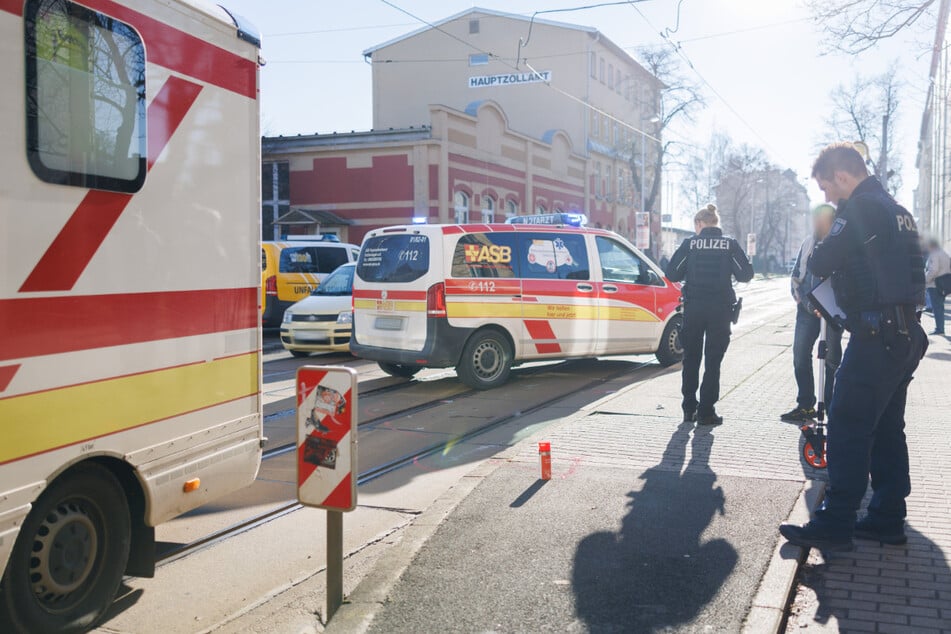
[667,203,755,425]
[780,143,927,551]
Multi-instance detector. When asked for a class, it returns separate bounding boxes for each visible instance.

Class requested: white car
[281,263,355,356]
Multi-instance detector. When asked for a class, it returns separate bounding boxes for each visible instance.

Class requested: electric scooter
[801,318,828,469]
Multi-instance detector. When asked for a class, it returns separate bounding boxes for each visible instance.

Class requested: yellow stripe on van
[0,353,258,464]
[354,299,427,312]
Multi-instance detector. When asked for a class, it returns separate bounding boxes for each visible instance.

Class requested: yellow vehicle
[261,237,360,327]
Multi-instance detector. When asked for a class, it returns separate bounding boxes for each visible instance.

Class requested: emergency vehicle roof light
[506,212,587,227]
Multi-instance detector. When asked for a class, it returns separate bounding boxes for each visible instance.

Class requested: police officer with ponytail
[667,203,754,426]
[780,143,927,552]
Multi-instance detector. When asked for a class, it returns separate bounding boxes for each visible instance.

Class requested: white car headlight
[337,311,353,324]
[283,310,293,324]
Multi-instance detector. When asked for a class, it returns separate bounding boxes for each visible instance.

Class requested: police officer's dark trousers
[813,319,927,537]
[680,299,731,416]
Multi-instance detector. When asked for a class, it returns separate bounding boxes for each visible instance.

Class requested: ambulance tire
[0,463,131,634]
[456,329,513,390]
[655,316,684,367]
[378,362,421,378]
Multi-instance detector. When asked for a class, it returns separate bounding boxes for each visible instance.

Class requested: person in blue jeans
[781,204,843,423]
[924,238,950,335]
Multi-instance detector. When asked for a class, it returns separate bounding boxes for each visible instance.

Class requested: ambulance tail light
[427,282,447,318]
[265,275,277,296]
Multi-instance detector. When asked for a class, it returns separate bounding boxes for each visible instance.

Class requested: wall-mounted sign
[468,70,551,88]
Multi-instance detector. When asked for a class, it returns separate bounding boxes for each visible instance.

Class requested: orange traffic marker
[539,442,551,480]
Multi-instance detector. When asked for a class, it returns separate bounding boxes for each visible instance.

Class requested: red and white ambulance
[0,1,261,631]
[351,214,684,389]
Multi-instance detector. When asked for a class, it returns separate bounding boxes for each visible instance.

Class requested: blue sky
[225,0,933,214]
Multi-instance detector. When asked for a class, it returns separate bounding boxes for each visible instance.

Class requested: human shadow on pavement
[791,525,950,629]
[572,422,738,632]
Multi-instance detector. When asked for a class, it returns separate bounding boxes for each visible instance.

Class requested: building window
[262,161,290,241]
[608,165,614,198]
[618,170,625,202]
[608,63,614,88]
[613,122,619,146]
[590,51,597,78]
[591,110,599,137]
[481,195,495,223]
[454,190,470,223]
[594,162,602,197]
[505,199,518,218]
[602,115,609,141]
[535,203,547,215]
[25,0,147,193]
[469,53,489,66]
[469,19,480,34]
[624,75,631,100]
[616,69,622,93]
[599,57,605,83]
[553,207,564,214]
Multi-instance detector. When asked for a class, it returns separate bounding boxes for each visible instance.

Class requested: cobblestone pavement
[785,309,951,633]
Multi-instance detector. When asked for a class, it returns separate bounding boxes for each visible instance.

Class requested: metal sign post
[296,366,358,622]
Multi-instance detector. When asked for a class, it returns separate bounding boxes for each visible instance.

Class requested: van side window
[595,236,662,286]
[317,247,348,273]
[451,234,520,278]
[25,0,147,192]
[517,233,589,280]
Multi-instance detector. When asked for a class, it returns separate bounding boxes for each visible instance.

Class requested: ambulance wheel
[655,316,684,367]
[290,350,311,358]
[0,463,131,634]
[378,362,421,378]
[457,329,512,390]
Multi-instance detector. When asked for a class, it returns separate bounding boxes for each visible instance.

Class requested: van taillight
[427,282,447,318]
[265,276,277,296]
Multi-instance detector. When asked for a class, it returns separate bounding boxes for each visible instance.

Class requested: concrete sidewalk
[328,303,828,633]
[785,322,951,633]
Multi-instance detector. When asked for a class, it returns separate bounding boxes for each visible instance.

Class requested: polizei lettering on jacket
[468,70,552,88]
[690,238,731,250]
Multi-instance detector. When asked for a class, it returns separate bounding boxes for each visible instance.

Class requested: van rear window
[357,235,430,283]
[279,246,348,274]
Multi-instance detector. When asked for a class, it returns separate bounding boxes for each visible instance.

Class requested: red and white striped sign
[296,366,358,511]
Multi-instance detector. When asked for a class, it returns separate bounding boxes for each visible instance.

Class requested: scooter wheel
[803,441,827,469]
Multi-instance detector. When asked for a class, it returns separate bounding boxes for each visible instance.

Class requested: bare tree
[621,47,705,219]
[804,0,942,54]
[823,65,903,194]
[680,131,732,212]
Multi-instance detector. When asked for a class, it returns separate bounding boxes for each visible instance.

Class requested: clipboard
[806,277,846,326]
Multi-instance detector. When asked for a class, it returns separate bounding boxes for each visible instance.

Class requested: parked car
[281,263,356,356]
[261,236,359,327]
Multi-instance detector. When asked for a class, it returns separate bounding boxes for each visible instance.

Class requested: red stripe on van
[0,288,258,362]
[524,320,562,354]
[20,77,202,293]
[0,365,20,392]
[353,289,427,301]
[0,0,22,16]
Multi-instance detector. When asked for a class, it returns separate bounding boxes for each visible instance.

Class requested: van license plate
[375,317,403,331]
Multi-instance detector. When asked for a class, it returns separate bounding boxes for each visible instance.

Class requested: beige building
[363,7,663,240]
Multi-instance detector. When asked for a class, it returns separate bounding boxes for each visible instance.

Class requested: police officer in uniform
[780,143,927,551]
[667,204,754,426]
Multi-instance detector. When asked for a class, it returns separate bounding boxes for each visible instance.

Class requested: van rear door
[354,232,431,351]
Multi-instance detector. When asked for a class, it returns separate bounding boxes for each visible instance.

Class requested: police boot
[854,516,907,545]
[696,411,723,426]
[779,522,853,552]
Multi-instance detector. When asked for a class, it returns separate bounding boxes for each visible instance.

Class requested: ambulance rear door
[592,234,663,354]
[516,230,598,359]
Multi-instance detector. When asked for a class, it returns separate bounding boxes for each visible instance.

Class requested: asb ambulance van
[351,214,684,389]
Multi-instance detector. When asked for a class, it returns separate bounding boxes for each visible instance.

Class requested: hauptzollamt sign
[468,70,551,88]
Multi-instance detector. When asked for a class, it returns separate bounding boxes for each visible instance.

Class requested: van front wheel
[457,330,512,390]
[655,316,684,367]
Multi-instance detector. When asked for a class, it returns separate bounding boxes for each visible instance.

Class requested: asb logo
[464,243,512,264]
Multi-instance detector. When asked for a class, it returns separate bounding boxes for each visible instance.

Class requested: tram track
[155,357,658,567]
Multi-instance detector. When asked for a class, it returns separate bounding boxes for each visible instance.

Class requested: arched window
[535,203,547,215]
[553,207,564,214]
[481,195,495,223]
[505,199,518,219]
[454,191,470,224]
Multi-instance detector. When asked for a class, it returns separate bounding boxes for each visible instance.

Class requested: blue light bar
[506,212,587,227]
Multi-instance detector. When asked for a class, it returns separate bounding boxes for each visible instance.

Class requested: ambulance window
[452,234,520,278]
[518,233,589,280]
[595,237,662,286]
[357,235,430,283]
[25,0,147,193]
